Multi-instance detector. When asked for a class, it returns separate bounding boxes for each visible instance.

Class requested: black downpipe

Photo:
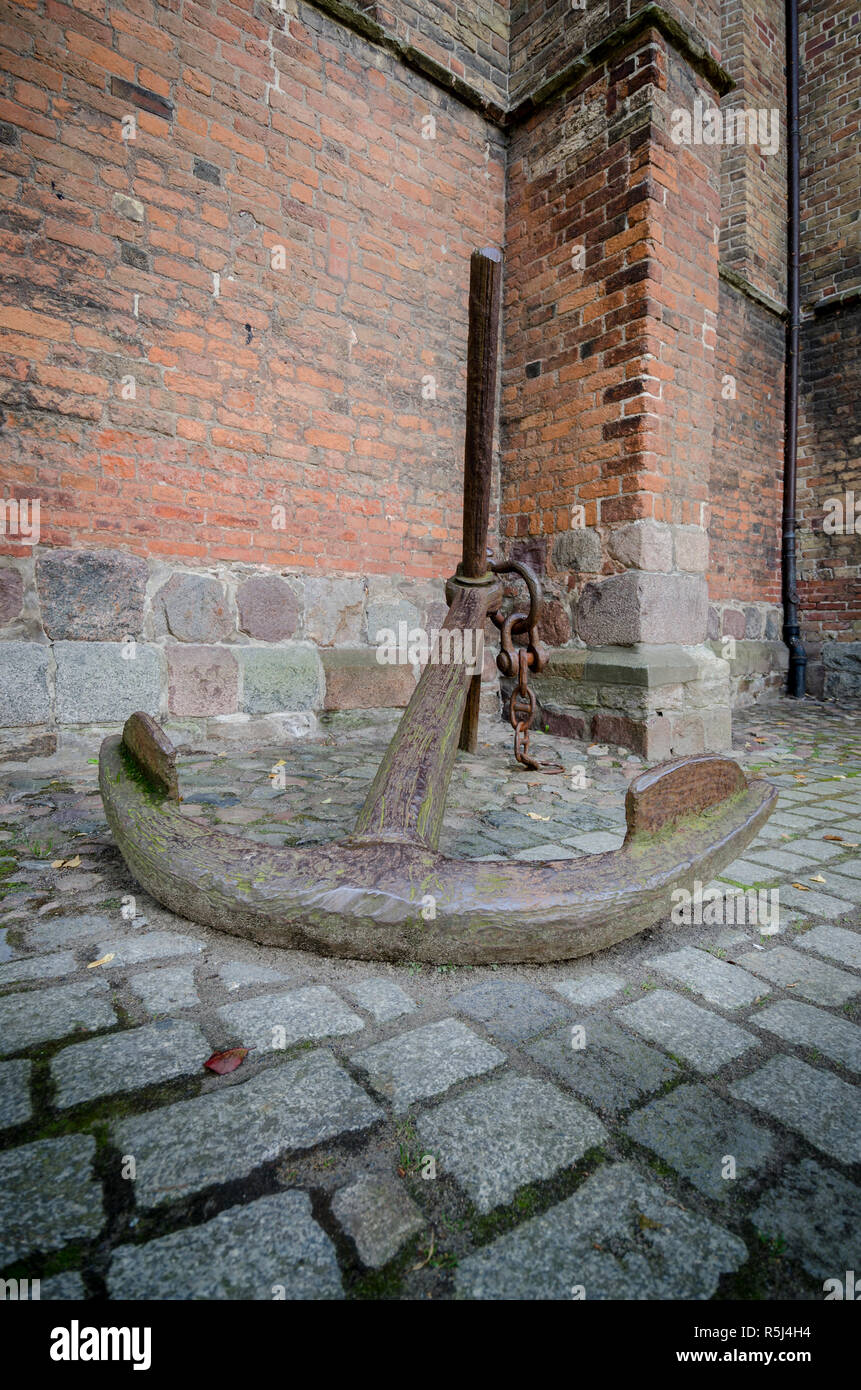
[782,0,806,696]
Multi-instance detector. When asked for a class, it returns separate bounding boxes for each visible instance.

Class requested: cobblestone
[0,1135,103,1264]
[217,986,365,1053]
[615,990,758,1072]
[0,1059,32,1127]
[648,946,768,1008]
[737,945,861,1006]
[625,1083,775,1199]
[109,1192,343,1299]
[527,1019,679,1114]
[729,1055,860,1164]
[352,1019,504,1112]
[454,1162,747,1299]
[0,978,116,1054]
[416,1074,606,1212]
[52,1020,209,1109]
[113,1050,383,1208]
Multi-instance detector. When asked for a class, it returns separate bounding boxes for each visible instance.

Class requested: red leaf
[204,1047,248,1075]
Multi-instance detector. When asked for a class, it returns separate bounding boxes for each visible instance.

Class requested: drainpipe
[782,0,806,697]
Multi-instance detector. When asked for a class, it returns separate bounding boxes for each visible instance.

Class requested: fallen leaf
[50,859,64,869]
[638,1213,662,1231]
[810,874,826,884]
[204,1047,248,1075]
[791,883,809,890]
[86,952,115,969]
[823,835,843,842]
[526,812,550,821]
[412,1229,435,1271]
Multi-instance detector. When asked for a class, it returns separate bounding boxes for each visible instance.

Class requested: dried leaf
[791,883,809,891]
[204,1047,248,1075]
[527,812,550,821]
[50,859,64,869]
[638,1213,662,1231]
[62,856,81,869]
[86,952,115,969]
[823,835,844,842]
[810,874,826,884]
[412,1229,435,1271]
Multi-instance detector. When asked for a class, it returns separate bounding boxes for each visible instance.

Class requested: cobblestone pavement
[1,699,859,1300]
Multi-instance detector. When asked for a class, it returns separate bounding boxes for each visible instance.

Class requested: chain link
[510,648,563,774]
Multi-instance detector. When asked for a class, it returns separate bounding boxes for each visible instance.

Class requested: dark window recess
[525,361,542,379]
[120,243,149,271]
[193,158,221,186]
[110,77,173,121]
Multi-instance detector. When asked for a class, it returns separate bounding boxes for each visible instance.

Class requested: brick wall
[796,0,861,693]
[502,29,720,642]
[0,0,504,583]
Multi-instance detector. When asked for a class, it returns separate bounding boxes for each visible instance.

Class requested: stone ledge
[504,644,732,757]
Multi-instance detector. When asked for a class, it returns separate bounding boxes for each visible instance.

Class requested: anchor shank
[459,245,502,752]
[351,582,499,851]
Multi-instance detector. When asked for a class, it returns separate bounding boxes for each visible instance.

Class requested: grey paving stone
[0,1135,103,1264]
[744,847,820,873]
[454,1161,747,1300]
[0,978,116,1054]
[775,837,845,863]
[352,1019,504,1113]
[450,978,569,1043]
[795,923,861,971]
[615,990,758,1073]
[24,914,113,952]
[108,1191,343,1299]
[751,1000,861,1072]
[113,1049,383,1207]
[346,977,417,1023]
[0,1058,32,1127]
[129,965,199,1014]
[626,1083,775,1199]
[527,1019,678,1114]
[737,945,860,1006]
[649,946,769,1009]
[417,1074,606,1214]
[0,951,77,986]
[551,973,626,1007]
[93,932,204,969]
[718,859,773,887]
[331,1175,425,1267]
[217,960,288,991]
[40,1272,87,1300]
[218,986,364,1053]
[778,885,856,918]
[513,843,581,861]
[801,870,861,905]
[829,856,861,880]
[752,1159,861,1280]
[729,1055,860,1164]
[52,1019,209,1109]
[562,830,626,852]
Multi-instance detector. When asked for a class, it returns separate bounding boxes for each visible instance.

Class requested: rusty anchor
[98,247,776,964]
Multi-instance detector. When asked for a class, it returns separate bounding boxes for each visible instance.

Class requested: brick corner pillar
[502,9,731,758]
